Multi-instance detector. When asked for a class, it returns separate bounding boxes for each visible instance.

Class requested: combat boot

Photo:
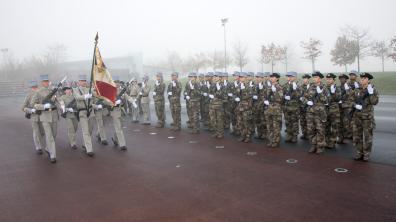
[316,147,324,154]
[308,145,316,153]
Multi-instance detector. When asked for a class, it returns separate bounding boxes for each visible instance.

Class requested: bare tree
[278,46,290,73]
[207,50,223,71]
[340,25,372,72]
[371,40,389,72]
[330,35,358,72]
[389,36,396,62]
[300,38,322,72]
[233,41,249,72]
[260,43,283,73]
[166,51,183,72]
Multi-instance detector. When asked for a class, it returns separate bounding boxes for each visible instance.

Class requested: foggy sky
[1,0,396,73]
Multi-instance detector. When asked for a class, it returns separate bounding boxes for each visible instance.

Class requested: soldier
[264,73,283,148]
[282,71,301,143]
[152,72,166,128]
[198,73,205,122]
[167,72,182,131]
[31,75,59,163]
[140,75,151,125]
[72,75,96,157]
[221,72,232,130]
[325,73,341,149]
[209,72,226,138]
[235,72,253,143]
[127,78,140,123]
[93,94,109,145]
[184,75,192,129]
[305,71,329,154]
[202,72,213,130]
[185,72,201,134]
[22,80,44,154]
[252,72,266,140]
[59,86,79,149]
[231,71,240,136]
[299,74,311,140]
[337,74,351,143]
[110,80,127,151]
[352,73,379,161]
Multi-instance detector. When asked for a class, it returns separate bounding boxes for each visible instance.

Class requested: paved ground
[0,96,395,222]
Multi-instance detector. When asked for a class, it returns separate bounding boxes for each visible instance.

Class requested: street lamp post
[221,18,228,72]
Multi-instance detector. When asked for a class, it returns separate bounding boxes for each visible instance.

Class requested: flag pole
[87,32,99,117]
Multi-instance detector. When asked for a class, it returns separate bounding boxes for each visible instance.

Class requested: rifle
[61,98,78,121]
[36,76,67,115]
[349,89,369,119]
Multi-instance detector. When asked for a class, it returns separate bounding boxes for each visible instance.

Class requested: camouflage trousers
[253,104,266,139]
[237,102,253,140]
[154,99,165,127]
[203,100,211,129]
[353,114,374,158]
[283,106,300,142]
[188,100,200,133]
[200,97,205,121]
[231,101,240,134]
[186,100,191,126]
[223,101,231,129]
[209,103,224,137]
[325,106,340,147]
[265,106,282,147]
[306,106,327,149]
[339,107,353,140]
[299,107,308,138]
[169,100,181,129]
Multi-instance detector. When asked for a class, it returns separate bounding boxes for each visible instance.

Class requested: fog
[1,0,396,74]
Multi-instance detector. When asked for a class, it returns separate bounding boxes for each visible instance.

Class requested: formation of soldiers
[22,70,379,163]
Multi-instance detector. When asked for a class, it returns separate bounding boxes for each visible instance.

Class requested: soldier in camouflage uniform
[202,72,213,130]
[282,71,301,143]
[127,78,140,123]
[305,71,329,154]
[324,73,341,149]
[140,75,151,125]
[264,73,283,148]
[198,73,205,122]
[337,74,350,143]
[351,73,379,161]
[152,72,166,128]
[167,72,182,131]
[252,72,266,140]
[185,72,201,134]
[230,71,240,135]
[209,72,226,138]
[221,72,232,130]
[299,74,311,140]
[22,80,45,154]
[59,86,79,149]
[235,72,253,143]
[184,76,192,129]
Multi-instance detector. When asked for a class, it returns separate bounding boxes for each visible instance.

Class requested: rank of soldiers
[22,70,378,164]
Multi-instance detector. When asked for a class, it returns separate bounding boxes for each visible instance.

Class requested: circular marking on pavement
[215,145,225,149]
[122,126,127,129]
[334,168,349,173]
[176,164,181,168]
[133,129,141,132]
[246,151,257,156]
[168,136,175,139]
[189,141,198,144]
[286,159,298,164]
[149,132,157,135]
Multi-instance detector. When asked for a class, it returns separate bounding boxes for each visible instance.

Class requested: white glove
[97,104,103,110]
[139,92,143,95]
[31,108,36,113]
[253,95,258,100]
[235,97,240,102]
[216,83,221,91]
[186,96,190,100]
[344,83,350,90]
[355,104,363,110]
[284,95,291,101]
[227,93,233,97]
[203,93,208,97]
[299,97,304,102]
[141,82,145,88]
[307,101,314,106]
[259,83,263,90]
[339,100,342,104]
[330,85,336,94]
[132,102,138,108]
[264,100,270,106]
[61,105,65,113]
[168,92,173,96]
[240,83,245,90]
[292,82,297,90]
[172,81,176,87]
[209,94,214,99]
[316,86,323,94]
[267,81,271,87]
[68,108,74,112]
[354,82,359,89]
[155,80,160,86]
[44,103,51,109]
[115,99,121,105]
[189,81,194,90]
[84,94,92,99]
[367,84,374,95]
[152,92,157,96]
[271,85,276,92]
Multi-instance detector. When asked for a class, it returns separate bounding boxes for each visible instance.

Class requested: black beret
[360,72,373,80]
[326,73,337,79]
[338,74,349,79]
[302,74,311,79]
[269,73,280,78]
[62,86,71,91]
[312,71,324,78]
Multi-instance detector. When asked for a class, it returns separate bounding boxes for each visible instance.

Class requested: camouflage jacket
[265,83,283,112]
[153,80,166,102]
[185,80,201,102]
[167,80,182,104]
[282,81,301,110]
[352,85,379,120]
[326,84,341,110]
[209,81,226,106]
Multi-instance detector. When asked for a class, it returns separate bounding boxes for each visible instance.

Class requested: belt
[44,107,57,111]
[78,108,87,112]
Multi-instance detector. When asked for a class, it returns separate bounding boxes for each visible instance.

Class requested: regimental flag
[92,34,117,106]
